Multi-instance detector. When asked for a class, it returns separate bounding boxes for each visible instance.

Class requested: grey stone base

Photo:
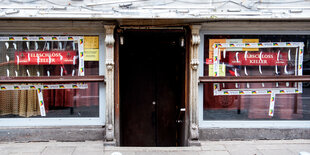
[188,139,201,146]
[0,126,105,142]
[104,140,116,146]
[199,128,310,141]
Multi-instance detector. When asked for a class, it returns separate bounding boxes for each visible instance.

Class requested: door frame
[114,27,191,146]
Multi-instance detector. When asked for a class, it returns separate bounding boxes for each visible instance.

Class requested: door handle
[152,101,156,105]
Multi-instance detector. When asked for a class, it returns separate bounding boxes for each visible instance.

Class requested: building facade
[0,0,310,146]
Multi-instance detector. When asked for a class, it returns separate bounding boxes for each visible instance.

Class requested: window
[0,36,104,122]
[203,82,309,120]
[0,82,99,118]
[201,35,310,122]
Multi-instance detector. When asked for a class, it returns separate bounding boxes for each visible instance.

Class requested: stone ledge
[199,128,310,141]
[0,126,105,142]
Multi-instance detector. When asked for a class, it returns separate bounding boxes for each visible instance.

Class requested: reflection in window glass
[203,82,310,120]
[0,36,99,77]
[204,35,310,77]
[217,48,297,77]
[203,35,310,121]
[0,36,101,118]
[0,82,99,118]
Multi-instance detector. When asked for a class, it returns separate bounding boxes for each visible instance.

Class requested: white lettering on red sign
[15,51,77,65]
[228,51,287,66]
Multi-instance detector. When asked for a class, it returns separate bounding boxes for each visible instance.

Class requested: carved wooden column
[189,25,201,145]
[104,25,115,143]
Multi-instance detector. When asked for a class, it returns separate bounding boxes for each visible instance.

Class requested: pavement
[0,140,309,155]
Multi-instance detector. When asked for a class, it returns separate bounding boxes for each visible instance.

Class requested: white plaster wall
[0,0,310,19]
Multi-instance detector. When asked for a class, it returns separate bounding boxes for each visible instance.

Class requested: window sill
[0,75,105,83]
[199,75,310,83]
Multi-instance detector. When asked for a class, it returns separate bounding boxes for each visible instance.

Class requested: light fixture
[5,9,19,15]
[176,9,189,13]
[180,37,184,47]
[51,6,67,10]
[227,9,241,12]
[290,9,303,13]
[119,3,133,8]
[120,36,124,45]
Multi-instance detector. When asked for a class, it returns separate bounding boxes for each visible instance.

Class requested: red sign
[205,58,213,64]
[15,51,77,65]
[228,52,288,66]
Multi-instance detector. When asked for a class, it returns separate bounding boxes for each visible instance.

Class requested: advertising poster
[15,51,77,65]
[208,64,226,76]
[228,51,288,66]
[243,39,259,51]
[209,39,226,59]
[208,39,259,77]
[226,39,243,51]
[84,36,99,61]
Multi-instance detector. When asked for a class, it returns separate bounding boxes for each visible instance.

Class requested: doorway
[119,29,186,146]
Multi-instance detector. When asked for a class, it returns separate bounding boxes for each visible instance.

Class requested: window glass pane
[0,82,99,118]
[0,36,99,77]
[203,35,310,77]
[203,82,310,120]
[203,35,310,121]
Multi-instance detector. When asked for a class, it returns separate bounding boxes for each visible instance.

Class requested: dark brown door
[120,30,185,146]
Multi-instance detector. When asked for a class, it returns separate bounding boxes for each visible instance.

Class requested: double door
[120,30,186,146]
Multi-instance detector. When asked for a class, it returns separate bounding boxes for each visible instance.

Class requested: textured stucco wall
[1,0,310,20]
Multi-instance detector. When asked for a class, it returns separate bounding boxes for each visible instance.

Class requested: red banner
[15,51,77,65]
[228,52,288,66]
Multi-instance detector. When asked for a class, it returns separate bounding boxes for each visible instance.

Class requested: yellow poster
[243,39,259,51]
[84,36,99,61]
[208,39,259,61]
[84,36,99,49]
[209,64,226,77]
[209,39,226,59]
[84,49,99,61]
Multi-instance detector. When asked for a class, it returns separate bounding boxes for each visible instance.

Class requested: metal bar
[0,75,105,83]
[199,76,310,83]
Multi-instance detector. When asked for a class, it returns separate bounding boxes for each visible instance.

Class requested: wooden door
[120,30,185,146]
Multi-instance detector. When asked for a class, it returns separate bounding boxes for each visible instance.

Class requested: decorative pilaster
[189,25,201,144]
[104,25,115,143]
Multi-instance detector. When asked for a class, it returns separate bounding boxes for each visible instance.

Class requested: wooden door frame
[114,27,189,146]
[112,25,203,146]
[114,28,121,146]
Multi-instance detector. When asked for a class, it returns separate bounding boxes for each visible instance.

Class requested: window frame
[0,32,106,126]
[199,30,310,128]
